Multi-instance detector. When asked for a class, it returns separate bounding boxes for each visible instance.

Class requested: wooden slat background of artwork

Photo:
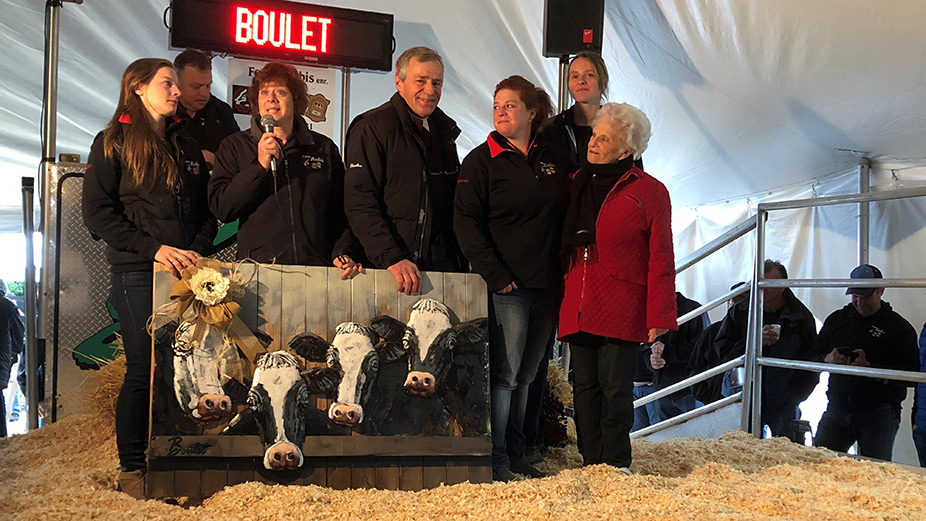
[149,263,492,496]
[154,263,488,348]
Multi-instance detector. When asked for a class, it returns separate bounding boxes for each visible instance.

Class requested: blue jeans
[111,271,154,471]
[489,288,558,470]
[658,392,697,421]
[814,395,902,461]
[631,384,662,432]
[913,410,926,467]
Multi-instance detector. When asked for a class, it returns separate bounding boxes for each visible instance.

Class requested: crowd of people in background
[0,42,907,498]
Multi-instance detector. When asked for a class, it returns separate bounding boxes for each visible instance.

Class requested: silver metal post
[22,177,39,431]
[557,55,570,112]
[42,2,61,168]
[742,210,766,435]
[340,67,351,157]
[858,157,871,265]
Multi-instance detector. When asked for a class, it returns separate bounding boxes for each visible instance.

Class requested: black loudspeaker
[543,0,605,57]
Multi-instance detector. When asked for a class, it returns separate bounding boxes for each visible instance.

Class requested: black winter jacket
[0,296,23,389]
[82,115,217,272]
[344,93,466,270]
[453,132,569,292]
[177,95,240,154]
[209,115,355,265]
[713,289,819,410]
[812,301,919,407]
[645,293,709,398]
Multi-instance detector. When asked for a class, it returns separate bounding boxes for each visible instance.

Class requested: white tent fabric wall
[2,0,926,462]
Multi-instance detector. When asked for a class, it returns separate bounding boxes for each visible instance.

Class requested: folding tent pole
[22,178,39,431]
[858,157,871,265]
[340,67,352,156]
[557,55,569,113]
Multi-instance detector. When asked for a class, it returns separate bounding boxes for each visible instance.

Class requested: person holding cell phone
[812,264,919,461]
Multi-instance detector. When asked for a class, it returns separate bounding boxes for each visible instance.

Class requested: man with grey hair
[345,46,466,294]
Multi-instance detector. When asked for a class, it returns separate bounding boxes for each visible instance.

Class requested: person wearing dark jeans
[487,289,559,477]
[811,264,919,461]
[454,76,568,481]
[521,336,555,463]
[82,59,216,497]
[109,272,154,471]
[572,337,638,465]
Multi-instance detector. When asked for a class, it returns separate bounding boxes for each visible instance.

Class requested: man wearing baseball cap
[812,263,919,461]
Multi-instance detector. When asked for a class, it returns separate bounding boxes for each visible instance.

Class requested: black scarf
[561,155,635,256]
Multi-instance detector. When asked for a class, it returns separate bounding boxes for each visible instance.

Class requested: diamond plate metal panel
[50,167,118,419]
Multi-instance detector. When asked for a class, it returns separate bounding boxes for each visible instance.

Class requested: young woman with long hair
[82,58,217,497]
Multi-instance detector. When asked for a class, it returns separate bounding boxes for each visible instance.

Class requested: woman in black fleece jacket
[82,58,217,498]
[454,75,570,482]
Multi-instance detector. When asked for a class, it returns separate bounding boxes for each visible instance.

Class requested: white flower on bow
[189,267,230,306]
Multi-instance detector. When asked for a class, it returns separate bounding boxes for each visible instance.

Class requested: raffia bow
[151,258,267,384]
[170,263,242,330]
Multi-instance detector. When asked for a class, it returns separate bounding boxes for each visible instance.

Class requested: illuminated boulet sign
[170,0,394,71]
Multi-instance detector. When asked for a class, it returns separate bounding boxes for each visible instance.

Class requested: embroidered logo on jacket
[185,160,201,176]
[869,325,886,338]
[304,155,325,170]
[349,163,363,169]
[539,162,557,176]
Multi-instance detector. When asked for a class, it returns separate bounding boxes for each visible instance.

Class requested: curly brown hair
[246,62,309,117]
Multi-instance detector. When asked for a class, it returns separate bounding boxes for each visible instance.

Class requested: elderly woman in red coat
[559,102,677,473]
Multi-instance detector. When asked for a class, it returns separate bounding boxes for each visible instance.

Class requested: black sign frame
[170,0,394,71]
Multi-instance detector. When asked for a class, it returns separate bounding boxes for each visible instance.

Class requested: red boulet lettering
[234,6,331,53]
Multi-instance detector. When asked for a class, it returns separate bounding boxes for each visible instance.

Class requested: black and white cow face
[289,322,382,428]
[248,351,309,470]
[403,299,454,396]
[328,322,379,426]
[171,319,233,422]
[371,298,456,398]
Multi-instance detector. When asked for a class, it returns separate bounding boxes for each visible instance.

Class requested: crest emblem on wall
[306,93,331,122]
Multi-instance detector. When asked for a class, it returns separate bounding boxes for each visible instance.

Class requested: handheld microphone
[259,114,278,176]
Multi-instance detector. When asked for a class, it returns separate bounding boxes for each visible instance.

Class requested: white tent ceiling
[4,0,926,211]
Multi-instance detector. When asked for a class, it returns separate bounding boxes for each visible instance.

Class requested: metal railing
[635,183,926,440]
[744,185,926,436]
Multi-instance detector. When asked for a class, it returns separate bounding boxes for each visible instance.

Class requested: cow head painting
[171,319,235,422]
[291,322,403,428]
[247,350,310,470]
[372,298,487,399]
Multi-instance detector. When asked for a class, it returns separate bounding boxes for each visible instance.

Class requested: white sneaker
[617,467,632,476]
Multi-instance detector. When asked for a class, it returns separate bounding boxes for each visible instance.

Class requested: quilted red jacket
[558,166,678,343]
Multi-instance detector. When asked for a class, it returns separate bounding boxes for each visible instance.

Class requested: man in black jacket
[173,49,240,168]
[645,292,710,421]
[0,280,24,437]
[713,260,819,438]
[344,46,466,295]
[812,264,919,461]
